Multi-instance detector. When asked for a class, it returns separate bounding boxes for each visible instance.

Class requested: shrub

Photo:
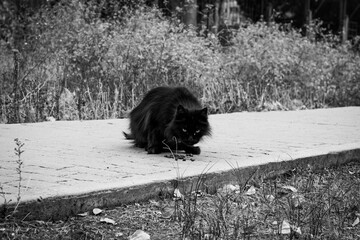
[0,1,359,123]
[104,6,221,113]
[219,21,360,111]
[0,0,222,122]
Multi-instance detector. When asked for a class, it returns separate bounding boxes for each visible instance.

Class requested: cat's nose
[188,137,198,144]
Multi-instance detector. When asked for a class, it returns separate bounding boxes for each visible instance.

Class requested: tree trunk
[183,0,197,27]
[168,0,198,27]
[12,49,20,123]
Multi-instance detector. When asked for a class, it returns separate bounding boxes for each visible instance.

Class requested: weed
[0,139,25,220]
[163,139,216,239]
[13,138,24,217]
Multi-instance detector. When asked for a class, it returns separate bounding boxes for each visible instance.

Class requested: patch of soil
[1,160,360,239]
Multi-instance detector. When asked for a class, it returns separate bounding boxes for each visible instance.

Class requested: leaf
[245,186,256,195]
[291,193,306,208]
[77,212,89,217]
[100,217,116,225]
[352,217,360,227]
[280,220,291,234]
[161,207,174,219]
[35,220,46,225]
[191,190,204,197]
[149,199,161,207]
[292,226,302,235]
[46,116,56,122]
[153,210,162,215]
[243,225,256,235]
[265,194,275,202]
[218,184,239,194]
[129,230,150,240]
[173,188,184,200]
[277,185,297,198]
[281,185,298,193]
[93,208,103,215]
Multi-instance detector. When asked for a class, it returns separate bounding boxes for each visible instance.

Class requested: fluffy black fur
[124,87,210,154]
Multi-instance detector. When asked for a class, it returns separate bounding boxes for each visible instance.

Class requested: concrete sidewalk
[1,107,360,220]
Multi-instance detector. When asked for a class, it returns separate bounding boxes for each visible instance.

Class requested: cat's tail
[123,131,134,140]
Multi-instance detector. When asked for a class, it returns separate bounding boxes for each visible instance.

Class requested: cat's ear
[200,107,208,117]
[176,105,186,115]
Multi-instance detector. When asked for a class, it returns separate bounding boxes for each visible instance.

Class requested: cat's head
[166,104,210,146]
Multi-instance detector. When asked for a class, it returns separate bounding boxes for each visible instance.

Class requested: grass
[0,160,359,239]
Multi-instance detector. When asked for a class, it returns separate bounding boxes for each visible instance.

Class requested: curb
[5,148,360,221]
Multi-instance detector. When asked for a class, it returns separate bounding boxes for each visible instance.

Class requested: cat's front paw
[185,146,201,155]
[147,146,162,154]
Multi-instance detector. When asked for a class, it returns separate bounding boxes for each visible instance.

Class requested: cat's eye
[195,130,201,134]
[182,128,187,133]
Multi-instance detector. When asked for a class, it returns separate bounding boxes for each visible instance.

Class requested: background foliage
[0,0,359,123]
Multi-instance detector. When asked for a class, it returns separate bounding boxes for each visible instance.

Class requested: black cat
[123,87,210,154]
